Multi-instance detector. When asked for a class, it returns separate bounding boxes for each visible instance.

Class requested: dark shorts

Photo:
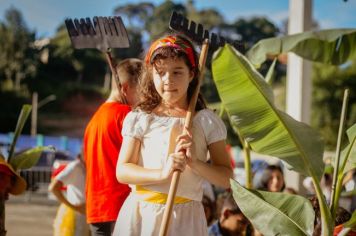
[89,221,116,236]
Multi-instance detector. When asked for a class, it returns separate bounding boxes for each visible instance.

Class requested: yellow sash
[135,185,192,204]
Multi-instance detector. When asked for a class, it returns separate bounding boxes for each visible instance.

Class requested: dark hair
[222,193,242,214]
[255,164,285,192]
[136,34,206,112]
[309,195,351,236]
[202,195,216,225]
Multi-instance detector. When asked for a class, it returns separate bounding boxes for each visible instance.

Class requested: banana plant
[230,179,315,235]
[246,29,356,68]
[0,105,54,235]
[212,44,333,235]
[331,122,356,218]
[211,27,356,235]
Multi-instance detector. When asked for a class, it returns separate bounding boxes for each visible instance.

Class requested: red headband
[145,35,196,68]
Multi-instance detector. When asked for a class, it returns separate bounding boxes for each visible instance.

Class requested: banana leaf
[10,146,55,171]
[230,179,315,236]
[339,123,356,175]
[8,105,31,162]
[265,58,277,85]
[212,44,325,181]
[344,210,356,229]
[340,189,356,197]
[246,29,356,68]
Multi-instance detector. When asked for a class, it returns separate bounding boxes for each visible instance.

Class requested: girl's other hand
[175,129,193,160]
[160,152,187,181]
[73,203,86,215]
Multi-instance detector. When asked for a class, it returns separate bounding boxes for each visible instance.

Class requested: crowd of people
[1,32,355,236]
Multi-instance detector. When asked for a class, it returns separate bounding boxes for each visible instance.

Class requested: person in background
[83,58,143,236]
[0,156,27,235]
[208,193,249,236]
[284,187,298,195]
[49,153,89,236]
[309,195,356,236]
[202,195,216,226]
[0,156,26,200]
[254,164,285,192]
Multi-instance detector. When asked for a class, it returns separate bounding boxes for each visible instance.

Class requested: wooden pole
[158,39,209,236]
[105,51,127,104]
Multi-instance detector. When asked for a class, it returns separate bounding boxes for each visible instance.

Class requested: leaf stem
[330,89,349,217]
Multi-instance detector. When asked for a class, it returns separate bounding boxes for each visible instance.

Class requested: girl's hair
[255,164,285,191]
[135,34,207,112]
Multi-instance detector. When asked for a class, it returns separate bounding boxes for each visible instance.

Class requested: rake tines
[169,11,244,53]
[65,16,130,52]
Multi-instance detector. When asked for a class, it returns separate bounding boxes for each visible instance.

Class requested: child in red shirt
[83,58,142,236]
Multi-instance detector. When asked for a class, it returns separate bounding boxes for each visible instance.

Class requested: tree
[113,2,153,59]
[0,7,38,91]
[312,61,356,148]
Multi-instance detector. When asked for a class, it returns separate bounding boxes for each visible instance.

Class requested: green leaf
[340,123,356,175]
[212,44,325,181]
[265,58,277,85]
[340,189,356,197]
[10,146,54,171]
[246,29,356,67]
[344,210,356,229]
[8,104,32,162]
[230,179,315,236]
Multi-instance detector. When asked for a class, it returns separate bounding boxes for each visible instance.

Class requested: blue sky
[1,0,356,38]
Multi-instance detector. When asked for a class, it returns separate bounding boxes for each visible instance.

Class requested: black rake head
[65,16,130,52]
[169,11,245,53]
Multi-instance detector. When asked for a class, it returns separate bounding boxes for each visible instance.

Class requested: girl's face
[267,170,284,192]
[152,57,194,108]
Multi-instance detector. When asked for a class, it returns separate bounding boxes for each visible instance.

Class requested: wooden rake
[65,16,130,103]
[169,11,245,53]
[159,11,244,236]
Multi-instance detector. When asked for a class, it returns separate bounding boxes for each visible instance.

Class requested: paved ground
[4,191,59,236]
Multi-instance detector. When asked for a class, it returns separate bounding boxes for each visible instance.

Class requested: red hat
[0,155,27,195]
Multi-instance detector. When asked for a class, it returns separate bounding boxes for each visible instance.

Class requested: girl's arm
[188,140,233,189]
[48,179,85,214]
[116,137,186,185]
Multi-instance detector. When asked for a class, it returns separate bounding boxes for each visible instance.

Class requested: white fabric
[55,159,86,205]
[113,193,208,236]
[113,109,226,236]
[202,180,215,202]
[121,108,226,201]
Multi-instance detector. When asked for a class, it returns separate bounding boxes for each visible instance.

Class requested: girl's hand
[73,203,86,215]
[175,129,193,161]
[160,152,187,181]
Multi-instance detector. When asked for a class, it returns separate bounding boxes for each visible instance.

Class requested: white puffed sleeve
[197,109,227,145]
[122,111,150,141]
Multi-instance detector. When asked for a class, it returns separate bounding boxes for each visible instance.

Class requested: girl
[113,35,233,236]
[254,164,285,192]
[49,154,90,236]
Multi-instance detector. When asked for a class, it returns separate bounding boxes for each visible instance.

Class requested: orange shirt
[83,102,131,223]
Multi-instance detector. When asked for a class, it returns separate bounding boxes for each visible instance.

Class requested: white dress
[113,109,227,236]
